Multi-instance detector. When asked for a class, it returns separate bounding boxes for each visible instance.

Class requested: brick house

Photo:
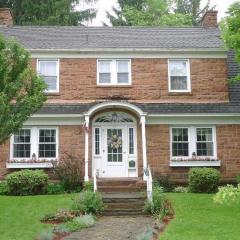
[0,8,240,184]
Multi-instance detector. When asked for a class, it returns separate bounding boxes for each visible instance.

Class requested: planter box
[6,162,54,169]
[170,160,221,167]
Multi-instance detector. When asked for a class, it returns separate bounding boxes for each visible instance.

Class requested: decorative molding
[6,162,54,169]
[170,160,221,167]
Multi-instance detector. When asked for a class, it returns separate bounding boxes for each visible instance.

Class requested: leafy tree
[221,1,240,82]
[105,0,145,26]
[173,0,213,26]
[0,0,97,26]
[0,35,46,144]
[122,0,191,26]
[106,0,191,26]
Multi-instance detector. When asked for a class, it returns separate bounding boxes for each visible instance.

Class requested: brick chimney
[201,10,218,28]
[0,8,13,26]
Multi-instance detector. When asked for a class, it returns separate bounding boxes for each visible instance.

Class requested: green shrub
[46,183,65,195]
[66,215,95,231]
[52,154,82,191]
[236,175,240,184]
[41,209,75,223]
[214,184,240,205]
[188,168,220,193]
[154,175,173,192]
[6,170,48,196]
[173,186,188,193]
[0,181,9,195]
[144,186,174,221]
[136,228,154,240]
[83,181,94,191]
[53,224,70,235]
[37,229,54,240]
[71,191,104,215]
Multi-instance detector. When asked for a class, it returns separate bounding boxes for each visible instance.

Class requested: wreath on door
[108,134,122,149]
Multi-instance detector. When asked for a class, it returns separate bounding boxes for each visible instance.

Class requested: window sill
[96,85,133,88]
[6,162,55,169]
[170,160,221,167]
[44,92,60,96]
[168,92,192,96]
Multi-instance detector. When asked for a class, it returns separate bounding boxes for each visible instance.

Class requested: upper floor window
[168,59,190,92]
[37,59,59,93]
[97,59,131,85]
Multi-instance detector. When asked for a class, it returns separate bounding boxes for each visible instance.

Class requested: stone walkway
[64,216,156,240]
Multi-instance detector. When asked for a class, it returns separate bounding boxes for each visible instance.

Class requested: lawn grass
[160,193,240,240]
[0,194,77,240]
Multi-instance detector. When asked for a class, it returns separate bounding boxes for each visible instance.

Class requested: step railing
[93,168,97,192]
[144,165,153,202]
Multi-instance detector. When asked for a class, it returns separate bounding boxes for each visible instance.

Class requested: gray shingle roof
[0,26,223,50]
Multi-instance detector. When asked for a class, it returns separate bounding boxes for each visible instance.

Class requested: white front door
[102,126,127,177]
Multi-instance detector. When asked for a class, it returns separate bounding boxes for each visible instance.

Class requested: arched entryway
[83,102,148,181]
[92,111,137,178]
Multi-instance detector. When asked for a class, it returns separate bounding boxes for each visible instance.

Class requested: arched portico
[83,102,148,181]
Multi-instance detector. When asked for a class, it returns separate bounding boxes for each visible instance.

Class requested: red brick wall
[1,124,240,182]
[146,124,240,183]
[31,58,228,103]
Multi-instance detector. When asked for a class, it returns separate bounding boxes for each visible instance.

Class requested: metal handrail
[144,165,153,202]
[93,168,97,192]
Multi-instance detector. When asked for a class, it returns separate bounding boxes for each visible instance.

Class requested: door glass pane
[107,129,123,162]
[129,128,134,154]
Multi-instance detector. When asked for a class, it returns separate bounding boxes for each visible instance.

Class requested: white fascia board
[29,48,227,59]
[146,115,240,125]
[24,115,84,125]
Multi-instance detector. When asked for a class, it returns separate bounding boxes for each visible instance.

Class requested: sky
[78,0,236,26]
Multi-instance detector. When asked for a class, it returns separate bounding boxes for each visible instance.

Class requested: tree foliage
[106,0,213,27]
[173,0,212,26]
[0,0,97,26]
[221,1,240,82]
[0,35,46,143]
[122,0,191,27]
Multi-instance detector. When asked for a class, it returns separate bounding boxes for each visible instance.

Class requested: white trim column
[84,116,90,182]
[141,115,147,180]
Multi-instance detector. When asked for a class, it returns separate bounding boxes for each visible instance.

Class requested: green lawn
[160,193,240,240]
[0,194,77,240]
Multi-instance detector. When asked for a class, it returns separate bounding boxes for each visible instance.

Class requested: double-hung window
[13,129,31,158]
[97,59,131,85]
[171,126,216,160]
[37,59,59,93]
[11,127,58,161]
[168,59,190,92]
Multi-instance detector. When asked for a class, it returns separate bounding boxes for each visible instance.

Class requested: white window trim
[170,126,217,161]
[97,59,132,86]
[10,127,59,161]
[37,59,60,93]
[93,127,101,157]
[168,59,191,93]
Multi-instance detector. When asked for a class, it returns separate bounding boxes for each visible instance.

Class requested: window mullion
[112,60,117,84]
[31,127,38,159]
[189,127,196,157]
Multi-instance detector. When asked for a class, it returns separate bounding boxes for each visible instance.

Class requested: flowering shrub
[173,186,188,193]
[214,184,240,205]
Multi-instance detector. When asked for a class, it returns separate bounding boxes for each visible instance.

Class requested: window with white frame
[37,59,59,92]
[168,59,190,92]
[171,126,216,159]
[39,129,57,158]
[11,127,58,160]
[13,129,31,158]
[94,127,100,155]
[98,59,131,85]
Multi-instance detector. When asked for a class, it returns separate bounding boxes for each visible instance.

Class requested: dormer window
[97,59,131,85]
[168,59,191,92]
[37,59,59,93]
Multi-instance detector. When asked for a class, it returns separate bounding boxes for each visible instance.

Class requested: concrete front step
[103,209,146,216]
[105,202,145,210]
[98,186,144,192]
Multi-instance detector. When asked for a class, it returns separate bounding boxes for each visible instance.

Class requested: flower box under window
[170,158,221,167]
[6,159,57,169]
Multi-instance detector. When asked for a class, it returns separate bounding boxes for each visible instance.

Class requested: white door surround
[83,102,148,181]
[92,112,138,178]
